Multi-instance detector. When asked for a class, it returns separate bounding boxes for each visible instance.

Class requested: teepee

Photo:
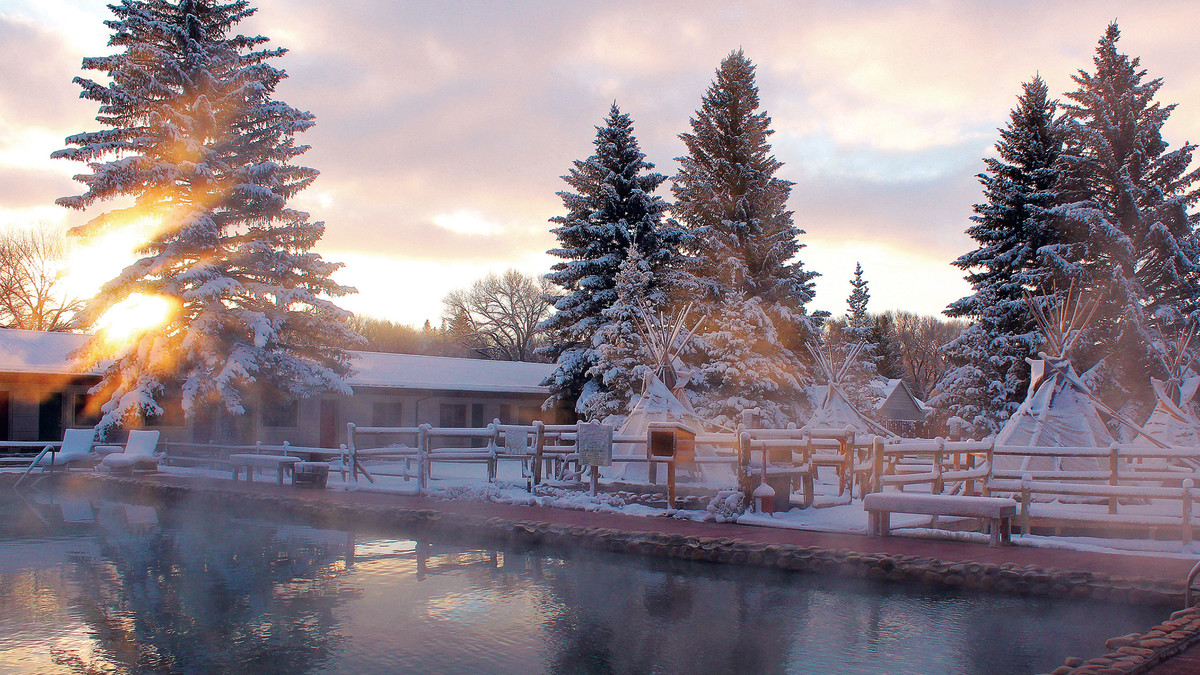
[610,303,733,485]
[993,288,1111,475]
[1138,325,1200,452]
[805,341,897,440]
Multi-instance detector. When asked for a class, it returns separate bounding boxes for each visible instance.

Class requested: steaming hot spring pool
[0,489,1168,674]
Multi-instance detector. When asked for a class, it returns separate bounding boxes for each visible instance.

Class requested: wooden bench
[229,454,302,485]
[864,492,1018,547]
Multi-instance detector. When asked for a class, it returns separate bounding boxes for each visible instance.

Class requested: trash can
[294,461,330,489]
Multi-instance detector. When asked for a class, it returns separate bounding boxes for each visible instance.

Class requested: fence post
[737,429,753,504]
[1185,479,1195,546]
[532,420,545,486]
[486,422,497,483]
[345,423,357,484]
[1021,473,1032,537]
[1108,444,1120,515]
[418,423,431,491]
[933,437,945,495]
[871,437,884,494]
[983,443,995,497]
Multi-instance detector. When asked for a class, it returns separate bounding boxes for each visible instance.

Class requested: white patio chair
[14,428,99,486]
[98,430,163,473]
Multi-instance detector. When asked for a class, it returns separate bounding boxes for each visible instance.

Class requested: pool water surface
[0,490,1168,674]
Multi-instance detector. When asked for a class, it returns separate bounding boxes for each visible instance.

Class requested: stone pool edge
[24,473,1200,674]
[1045,606,1200,674]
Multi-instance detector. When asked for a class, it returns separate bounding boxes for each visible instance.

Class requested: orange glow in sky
[93,293,177,346]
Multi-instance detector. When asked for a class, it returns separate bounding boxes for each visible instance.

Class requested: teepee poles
[1023,286,1169,449]
[1022,284,1098,360]
[631,300,703,387]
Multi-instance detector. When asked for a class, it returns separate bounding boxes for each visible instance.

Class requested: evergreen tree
[1046,23,1200,415]
[846,262,871,339]
[930,76,1067,437]
[869,313,905,381]
[830,263,879,413]
[54,0,359,432]
[586,245,656,421]
[540,103,684,416]
[672,50,821,426]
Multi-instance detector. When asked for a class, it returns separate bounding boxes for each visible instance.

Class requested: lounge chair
[14,428,99,486]
[98,430,162,474]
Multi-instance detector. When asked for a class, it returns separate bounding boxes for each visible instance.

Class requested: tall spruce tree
[54,0,359,432]
[931,76,1067,437]
[836,262,880,413]
[540,103,684,416]
[846,262,871,339]
[672,50,820,426]
[1046,23,1200,415]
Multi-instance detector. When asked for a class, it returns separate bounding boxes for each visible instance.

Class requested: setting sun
[93,293,177,344]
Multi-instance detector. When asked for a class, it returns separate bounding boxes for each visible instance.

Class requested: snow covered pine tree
[836,263,882,414]
[54,0,359,432]
[932,76,1067,437]
[587,245,658,421]
[541,103,685,418]
[1047,22,1200,416]
[672,50,821,427]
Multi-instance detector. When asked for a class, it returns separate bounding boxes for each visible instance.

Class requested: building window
[498,405,512,424]
[0,391,9,441]
[262,399,299,428]
[73,393,102,427]
[38,393,63,441]
[372,401,404,427]
[439,403,467,428]
[518,405,540,425]
[146,396,186,428]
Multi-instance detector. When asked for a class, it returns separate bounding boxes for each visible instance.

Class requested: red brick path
[145,474,1196,583]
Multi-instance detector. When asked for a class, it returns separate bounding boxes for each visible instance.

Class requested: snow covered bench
[864,492,1017,547]
[229,453,302,485]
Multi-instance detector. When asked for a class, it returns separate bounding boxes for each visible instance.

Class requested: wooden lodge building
[0,328,566,447]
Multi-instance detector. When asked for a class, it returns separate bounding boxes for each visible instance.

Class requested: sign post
[578,422,614,496]
[647,423,697,508]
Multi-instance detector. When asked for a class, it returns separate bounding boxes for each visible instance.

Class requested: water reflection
[0,492,1170,674]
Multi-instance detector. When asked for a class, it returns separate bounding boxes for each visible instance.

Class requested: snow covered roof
[0,329,552,395]
[871,378,933,414]
[0,328,94,375]
[871,378,902,408]
[349,351,552,394]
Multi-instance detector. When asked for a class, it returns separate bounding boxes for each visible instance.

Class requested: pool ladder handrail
[1187,560,1200,607]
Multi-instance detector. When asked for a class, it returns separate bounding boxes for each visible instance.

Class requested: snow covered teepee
[1139,326,1200,452]
[993,288,1111,475]
[611,304,732,485]
[805,341,897,440]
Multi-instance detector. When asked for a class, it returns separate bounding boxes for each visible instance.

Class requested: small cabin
[873,378,930,436]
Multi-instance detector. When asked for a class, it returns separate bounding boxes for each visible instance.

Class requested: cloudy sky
[3,0,1200,327]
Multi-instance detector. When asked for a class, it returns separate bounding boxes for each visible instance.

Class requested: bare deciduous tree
[0,229,81,331]
[883,310,965,399]
[349,315,472,357]
[442,270,553,362]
